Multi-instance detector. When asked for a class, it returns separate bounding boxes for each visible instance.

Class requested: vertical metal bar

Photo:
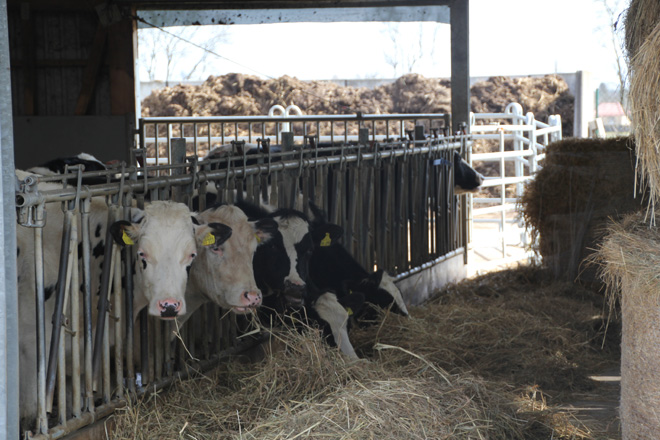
[164,321,172,377]
[70,213,81,419]
[34,205,48,434]
[80,199,94,414]
[154,320,162,381]
[112,239,123,400]
[0,8,19,427]
[499,130,506,258]
[92,208,116,383]
[123,194,135,394]
[46,209,72,409]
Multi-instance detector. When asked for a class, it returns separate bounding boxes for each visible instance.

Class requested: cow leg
[313,292,358,360]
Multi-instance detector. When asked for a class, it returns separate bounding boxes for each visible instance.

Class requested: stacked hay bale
[520,137,642,287]
[597,1,660,438]
[599,213,660,440]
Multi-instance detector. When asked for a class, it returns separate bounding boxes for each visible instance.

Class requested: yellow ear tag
[255,233,261,244]
[346,307,354,316]
[202,232,215,246]
[320,232,332,247]
[122,230,134,246]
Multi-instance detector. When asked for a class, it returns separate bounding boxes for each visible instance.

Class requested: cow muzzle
[158,298,182,319]
[282,280,306,308]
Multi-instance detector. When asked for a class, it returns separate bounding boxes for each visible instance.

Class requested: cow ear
[312,223,343,247]
[253,217,278,245]
[110,220,137,247]
[196,222,232,247]
[208,222,232,245]
[308,202,327,224]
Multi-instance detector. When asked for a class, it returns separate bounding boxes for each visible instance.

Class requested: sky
[137,0,627,88]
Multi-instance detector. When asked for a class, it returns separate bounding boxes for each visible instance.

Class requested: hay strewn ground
[110,266,619,440]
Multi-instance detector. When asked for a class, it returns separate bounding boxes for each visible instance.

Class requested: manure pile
[110,266,618,440]
[141,73,574,138]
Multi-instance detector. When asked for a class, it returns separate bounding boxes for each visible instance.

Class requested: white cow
[17,183,209,432]
[181,204,278,321]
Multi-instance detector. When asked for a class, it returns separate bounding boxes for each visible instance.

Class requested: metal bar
[70,213,81,419]
[34,205,49,434]
[112,238,124,401]
[91,207,116,383]
[46,209,73,410]
[80,199,94,415]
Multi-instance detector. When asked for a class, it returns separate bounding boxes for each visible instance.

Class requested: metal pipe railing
[17,127,469,439]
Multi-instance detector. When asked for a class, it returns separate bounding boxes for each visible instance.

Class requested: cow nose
[241,291,262,307]
[283,281,306,307]
[158,298,182,318]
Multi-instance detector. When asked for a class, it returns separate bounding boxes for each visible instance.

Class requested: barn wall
[13,116,130,168]
[7,1,136,167]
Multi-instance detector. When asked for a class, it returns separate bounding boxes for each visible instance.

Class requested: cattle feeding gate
[14,111,470,439]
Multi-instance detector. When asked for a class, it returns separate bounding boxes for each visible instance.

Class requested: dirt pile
[142,73,573,137]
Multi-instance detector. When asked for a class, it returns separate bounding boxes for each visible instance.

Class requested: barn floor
[108,264,622,439]
[468,220,621,440]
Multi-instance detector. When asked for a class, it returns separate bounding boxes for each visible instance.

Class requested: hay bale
[625,0,660,214]
[520,137,643,286]
[624,0,660,62]
[597,211,660,439]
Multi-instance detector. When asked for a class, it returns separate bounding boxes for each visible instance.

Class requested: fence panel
[469,102,562,270]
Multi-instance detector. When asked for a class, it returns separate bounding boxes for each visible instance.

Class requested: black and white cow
[307,203,409,324]
[27,152,107,176]
[26,152,113,186]
[234,200,362,359]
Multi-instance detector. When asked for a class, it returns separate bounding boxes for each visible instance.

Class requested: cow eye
[191,252,197,259]
[137,250,146,259]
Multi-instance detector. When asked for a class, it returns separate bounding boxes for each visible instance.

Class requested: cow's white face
[111,201,198,319]
[190,205,276,313]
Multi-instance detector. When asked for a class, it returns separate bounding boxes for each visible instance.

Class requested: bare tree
[594,0,628,107]
[382,23,441,77]
[138,26,228,85]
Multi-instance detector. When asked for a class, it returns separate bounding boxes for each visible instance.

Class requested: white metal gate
[469,102,562,272]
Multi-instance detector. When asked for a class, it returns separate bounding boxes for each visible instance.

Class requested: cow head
[344,270,409,322]
[453,151,485,194]
[110,201,204,319]
[190,204,277,313]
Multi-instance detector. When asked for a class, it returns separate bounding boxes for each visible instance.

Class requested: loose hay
[625,0,660,217]
[519,137,642,286]
[111,324,523,440]
[109,267,618,439]
[596,212,660,439]
[352,266,615,395]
